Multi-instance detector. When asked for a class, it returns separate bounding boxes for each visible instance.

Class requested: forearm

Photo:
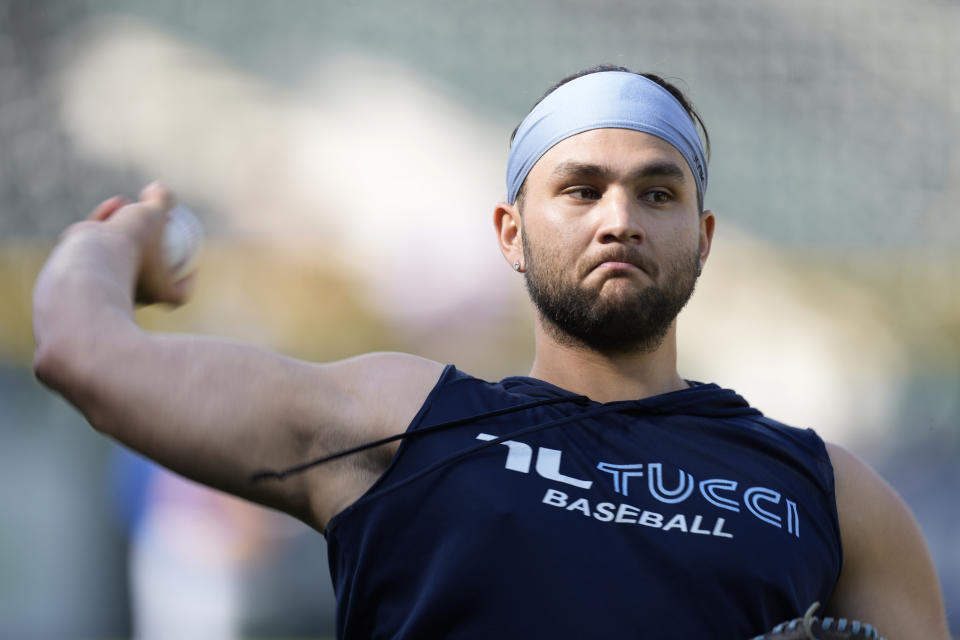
[31,185,446,528]
[33,223,143,398]
[33,222,313,513]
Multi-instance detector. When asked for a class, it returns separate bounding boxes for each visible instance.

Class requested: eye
[564,186,601,201]
[640,189,673,205]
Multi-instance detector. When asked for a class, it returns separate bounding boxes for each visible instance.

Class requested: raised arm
[825,442,950,639]
[33,184,444,530]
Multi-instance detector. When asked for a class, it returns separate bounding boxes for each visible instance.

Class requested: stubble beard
[523,240,702,355]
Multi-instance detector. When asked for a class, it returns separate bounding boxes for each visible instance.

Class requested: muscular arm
[825,442,950,639]
[33,187,444,530]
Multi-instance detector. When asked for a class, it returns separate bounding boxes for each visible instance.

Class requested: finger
[169,274,196,305]
[139,180,175,212]
[87,196,129,222]
[106,182,173,246]
[136,272,195,307]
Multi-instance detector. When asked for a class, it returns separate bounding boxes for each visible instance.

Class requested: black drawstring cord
[351,401,632,506]
[251,393,591,482]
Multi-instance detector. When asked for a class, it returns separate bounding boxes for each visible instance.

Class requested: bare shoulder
[292,352,445,526]
[321,351,446,392]
[825,442,950,639]
[309,352,446,440]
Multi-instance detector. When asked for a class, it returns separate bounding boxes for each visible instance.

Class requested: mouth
[590,253,656,278]
[596,261,641,271]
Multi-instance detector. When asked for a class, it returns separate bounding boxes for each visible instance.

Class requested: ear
[698,209,716,272]
[493,201,524,270]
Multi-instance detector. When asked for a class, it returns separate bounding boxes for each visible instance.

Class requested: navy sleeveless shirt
[325,366,842,639]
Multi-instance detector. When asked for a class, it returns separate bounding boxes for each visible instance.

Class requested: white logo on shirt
[476,432,801,538]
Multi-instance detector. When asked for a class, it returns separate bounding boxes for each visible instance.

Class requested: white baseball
[161,205,204,279]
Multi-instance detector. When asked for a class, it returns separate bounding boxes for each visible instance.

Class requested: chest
[330,421,841,639]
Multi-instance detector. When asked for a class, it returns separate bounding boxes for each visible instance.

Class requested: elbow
[33,337,71,393]
[32,314,97,391]
[32,290,85,393]
[33,324,145,436]
[33,306,128,395]
[33,334,106,431]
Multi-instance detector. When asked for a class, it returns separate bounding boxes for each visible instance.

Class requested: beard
[523,240,701,354]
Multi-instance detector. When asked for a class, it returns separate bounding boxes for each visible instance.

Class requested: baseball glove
[749,602,886,639]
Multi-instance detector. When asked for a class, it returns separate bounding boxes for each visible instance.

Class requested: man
[33,66,949,638]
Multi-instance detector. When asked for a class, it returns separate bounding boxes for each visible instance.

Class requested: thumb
[105,180,172,245]
[139,180,175,212]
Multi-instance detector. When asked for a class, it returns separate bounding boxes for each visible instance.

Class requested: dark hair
[510,64,710,210]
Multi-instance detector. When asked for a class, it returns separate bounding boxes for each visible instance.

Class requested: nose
[595,188,645,244]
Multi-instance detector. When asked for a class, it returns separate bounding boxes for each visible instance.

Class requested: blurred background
[1,0,957,637]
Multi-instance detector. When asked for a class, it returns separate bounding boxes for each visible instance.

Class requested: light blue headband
[507,71,707,206]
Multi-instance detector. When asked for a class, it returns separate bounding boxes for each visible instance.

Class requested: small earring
[513,261,521,271]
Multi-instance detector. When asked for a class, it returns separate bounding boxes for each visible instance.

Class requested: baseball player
[33,66,949,638]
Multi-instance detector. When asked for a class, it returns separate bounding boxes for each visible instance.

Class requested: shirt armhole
[810,428,844,590]
[324,364,457,535]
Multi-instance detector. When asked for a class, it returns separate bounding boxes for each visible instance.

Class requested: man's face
[516,128,712,354]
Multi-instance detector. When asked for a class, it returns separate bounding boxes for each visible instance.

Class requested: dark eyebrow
[550,160,687,184]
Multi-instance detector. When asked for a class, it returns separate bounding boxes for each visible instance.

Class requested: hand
[79,182,195,306]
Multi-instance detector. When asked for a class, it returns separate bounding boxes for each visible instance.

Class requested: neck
[528,321,687,403]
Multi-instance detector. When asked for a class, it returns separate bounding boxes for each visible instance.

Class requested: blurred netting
[1,0,957,638]
[0,2,141,235]
[2,0,958,245]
